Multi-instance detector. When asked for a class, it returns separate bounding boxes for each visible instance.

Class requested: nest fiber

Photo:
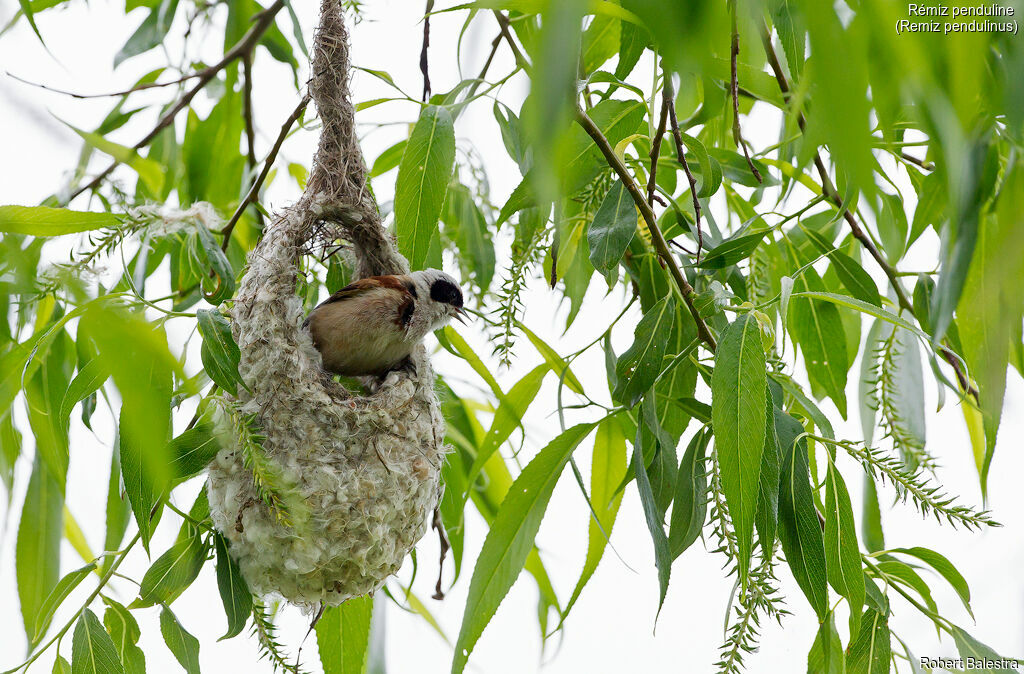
[206,0,446,609]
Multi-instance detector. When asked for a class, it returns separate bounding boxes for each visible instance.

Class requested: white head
[406,269,466,336]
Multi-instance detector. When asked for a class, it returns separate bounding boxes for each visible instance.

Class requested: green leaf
[134,532,205,607]
[668,428,710,559]
[587,180,636,272]
[807,611,844,674]
[196,309,244,396]
[890,546,972,618]
[789,269,849,417]
[755,394,781,557]
[215,534,251,640]
[516,321,584,395]
[0,412,20,498]
[72,608,125,674]
[168,424,221,482]
[580,14,620,73]
[194,222,236,305]
[452,423,595,674]
[613,296,675,406]
[678,132,722,198]
[776,410,828,619]
[101,597,145,674]
[711,314,767,584]
[695,232,766,269]
[33,563,96,642]
[18,0,44,45]
[65,123,164,195]
[632,401,672,617]
[564,417,627,618]
[102,446,131,576]
[115,0,180,67]
[316,595,373,674]
[59,358,109,434]
[395,105,457,271]
[0,206,119,237]
[443,184,495,293]
[802,227,881,306]
[846,609,890,674]
[824,461,864,639]
[861,475,885,553]
[466,364,549,489]
[950,626,1018,673]
[16,454,63,647]
[53,656,72,674]
[159,607,200,674]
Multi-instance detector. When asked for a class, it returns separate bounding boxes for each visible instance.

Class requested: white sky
[1,2,1022,673]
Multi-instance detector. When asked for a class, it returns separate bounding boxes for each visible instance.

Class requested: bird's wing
[307,275,416,328]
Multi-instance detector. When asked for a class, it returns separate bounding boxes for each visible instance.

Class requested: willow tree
[1,1,1022,673]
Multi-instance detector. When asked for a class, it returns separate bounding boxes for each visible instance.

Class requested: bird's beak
[452,307,468,325]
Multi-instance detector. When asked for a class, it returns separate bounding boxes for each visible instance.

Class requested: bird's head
[409,269,467,330]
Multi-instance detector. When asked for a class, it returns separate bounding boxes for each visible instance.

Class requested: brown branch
[729,0,762,184]
[646,90,669,206]
[220,93,311,251]
[664,75,704,262]
[576,107,717,351]
[6,70,200,99]
[66,0,288,202]
[241,52,264,229]
[758,22,976,399]
[420,0,434,102]
[899,151,934,171]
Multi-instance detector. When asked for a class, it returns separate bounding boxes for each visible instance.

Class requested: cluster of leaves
[2,1,1023,673]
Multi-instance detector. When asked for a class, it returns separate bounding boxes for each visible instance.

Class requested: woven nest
[205,0,446,610]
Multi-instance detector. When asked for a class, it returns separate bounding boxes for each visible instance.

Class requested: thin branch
[66,0,288,202]
[757,22,975,398]
[575,107,718,351]
[220,93,311,251]
[420,0,434,102]
[898,151,934,171]
[646,87,669,206]
[242,52,264,228]
[729,0,762,184]
[664,75,704,261]
[6,70,201,99]
[493,11,531,72]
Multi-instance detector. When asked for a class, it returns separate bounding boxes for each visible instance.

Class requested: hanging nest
[205,0,446,610]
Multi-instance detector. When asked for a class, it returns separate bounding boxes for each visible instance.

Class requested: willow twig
[646,86,669,206]
[664,75,704,261]
[729,0,762,184]
[576,107,717,351]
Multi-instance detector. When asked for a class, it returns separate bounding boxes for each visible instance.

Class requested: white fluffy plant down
[206,0,447,610]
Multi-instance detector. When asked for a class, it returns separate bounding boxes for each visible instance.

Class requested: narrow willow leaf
[890,546,971,618]
[632,408,672,617]
[695,232,766,269]
[53,656,72,674]
[17,454,63,647]
[59,358,109,434]
[452,423,595,674]
[466,364,549,488]
[196,309,244,396]
[776,411,828,619]
[101,597,145,674]
[588,180,636,272]
[641,391,678,515]
[0,205,118,236]
[0,412,20,497]
[102,445,131,576]
[613,296,675,406]
[824,461,864,639]
[846,609,890,674]
[807,611,844,674]
[679,132,722,198]
[134,533,206,607]
[755,395,780,558]
[711,314,767,584]
[215,534,252,640]
[789,269,849,417]
[876,559,938,615]
[802,226,881,306]
[950,626,1018,673]
[564,417,627,618]
[863,575,890,617]
[33,563,96,642]
[168,423,221,482]
[72,608,125,674]
[668,429,710,559]
[858,319,884,446]
[316,594,373,674]
[159,607,200,674]
[395,105,456,270]
[861,475,885,553]
[516,321,584,394]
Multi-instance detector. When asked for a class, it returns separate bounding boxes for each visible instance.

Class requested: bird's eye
[430,278,463,308]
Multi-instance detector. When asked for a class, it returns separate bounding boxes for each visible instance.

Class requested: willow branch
[730,0,762,184]
[221,93,311,250]
[66,0,288,202]
[646,90,669,206]
[6,70,201,99]
[758,22,975,398]
[576,108,717,351]
[664,75,704,261]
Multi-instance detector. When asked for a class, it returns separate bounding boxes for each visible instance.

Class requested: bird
[303,268,466,377]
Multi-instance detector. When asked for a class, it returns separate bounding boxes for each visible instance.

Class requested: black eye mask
[429,278,463,308]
